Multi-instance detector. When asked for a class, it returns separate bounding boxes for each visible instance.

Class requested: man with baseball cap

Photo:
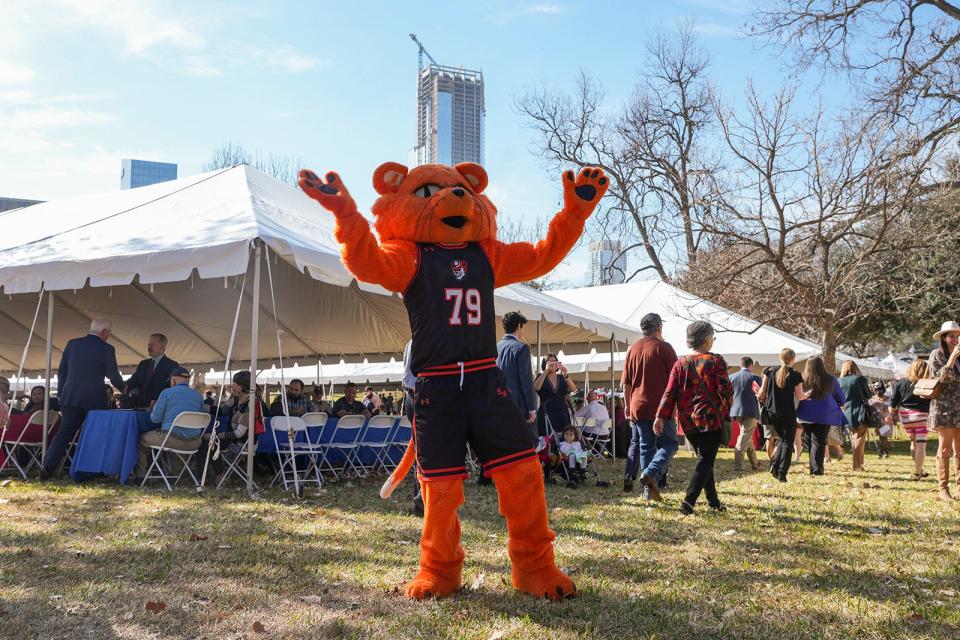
[134,366,204,481]
[621,312,678,499]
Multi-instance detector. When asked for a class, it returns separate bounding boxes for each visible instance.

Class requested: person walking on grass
[729,356,762,472]
[926,321,960,501]
[839,361,872,472]
[797,356,847,476]
[869,382,893,459]
[654,321,732,515]
[890,358,931,481]
[758,349,805,483]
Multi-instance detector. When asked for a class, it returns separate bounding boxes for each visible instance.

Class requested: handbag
[913,378,942,400]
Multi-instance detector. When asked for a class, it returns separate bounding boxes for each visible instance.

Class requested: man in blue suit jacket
[729,356,763,472]
[41,319,127,478]
[496,312,538,427]
[124,333,179,408]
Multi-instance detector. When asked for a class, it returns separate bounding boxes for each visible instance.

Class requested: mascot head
[370,162,498,244]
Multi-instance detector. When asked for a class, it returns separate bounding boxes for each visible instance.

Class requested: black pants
[802,423,830,475]
[42,405,88,474]
[683,429,722,508]
[770,417,798,480]
[403,389,421,500]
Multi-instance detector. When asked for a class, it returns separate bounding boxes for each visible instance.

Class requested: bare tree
[685,83,954,370]
[753,1,960,156]
[203,141,304,186]
[515,24,716,281]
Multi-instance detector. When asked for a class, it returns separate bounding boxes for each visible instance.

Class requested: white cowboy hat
[933,320,960,340]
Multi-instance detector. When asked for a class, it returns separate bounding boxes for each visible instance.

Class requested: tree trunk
[820,324,838,375]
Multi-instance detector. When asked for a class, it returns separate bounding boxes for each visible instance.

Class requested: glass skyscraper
[120,159,177,189]
[589,239,628,285]
[412,64,485,166]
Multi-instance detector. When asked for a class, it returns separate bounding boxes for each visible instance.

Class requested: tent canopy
[0,165,639,374]
[546,280,891,378]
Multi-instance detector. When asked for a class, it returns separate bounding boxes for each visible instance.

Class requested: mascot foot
[513,564,576,601]
[491,457,576,601]
[404,569,462,599]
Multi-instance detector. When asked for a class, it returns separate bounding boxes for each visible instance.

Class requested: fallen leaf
[0,498,9,504]
[722,529,736,537]
[252,621,266,633]
[217,544,231,549]
[722,607,737,619]
[0,479,11,487]
[867,527,884,535]
[189,534,208,542]
[122,611,134,620]
[939,589,957,597]
[471,573,486,590]
[145,601,166,613]
[299,595,324,604]
[488,631,506,640]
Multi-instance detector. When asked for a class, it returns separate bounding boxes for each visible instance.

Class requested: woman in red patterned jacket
[654,321,733,515]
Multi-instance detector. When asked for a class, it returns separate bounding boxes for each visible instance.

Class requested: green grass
[2,442,959,639]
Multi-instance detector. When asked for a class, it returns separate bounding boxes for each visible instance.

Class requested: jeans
[42,405,88,474]
[683,429,722,508]
[624,418,677,485]
[802,423,830,475]
[769,417,798,480]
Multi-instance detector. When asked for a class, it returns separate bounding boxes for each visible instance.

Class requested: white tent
[545,280,891,378]
[0,165,639,492]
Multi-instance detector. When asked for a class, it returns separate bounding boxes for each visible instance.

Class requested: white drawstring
[458,361,465,390]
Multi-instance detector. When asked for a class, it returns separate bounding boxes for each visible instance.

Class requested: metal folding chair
[270,415,322,491]
[141,412,209,491]
[0,411,60,478]
[325,415,366,478]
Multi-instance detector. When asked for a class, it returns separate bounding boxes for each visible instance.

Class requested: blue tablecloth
[70,410,156,484]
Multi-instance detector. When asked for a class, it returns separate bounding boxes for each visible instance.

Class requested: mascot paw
[562,166,608,218]
[513,565,577,601]
[298,169,357,217]
[404,570,462,600]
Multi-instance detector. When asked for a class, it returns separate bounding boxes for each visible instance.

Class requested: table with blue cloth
[70,410,157,484]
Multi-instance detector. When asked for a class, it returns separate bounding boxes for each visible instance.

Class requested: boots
[936,456,953,502]
[733,449,744,472]
[747,446,760,470]
[404,478,465,599]
[491,457,576,600]
[954,457,960,501]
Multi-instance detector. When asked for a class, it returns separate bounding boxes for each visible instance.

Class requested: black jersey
[404,243,498,374]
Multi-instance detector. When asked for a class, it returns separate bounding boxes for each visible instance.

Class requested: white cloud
[1,105,114,131]
[489,3,568,25]
[0,60,35,83]
[692,22,742,38]
[54,0,206,55]
[230,43,329,74]
[181,56,222,78]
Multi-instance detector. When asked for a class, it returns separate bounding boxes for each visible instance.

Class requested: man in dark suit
[729,356,763,472]
[41,319,127,478]
[496,311,538,428]
[124,333,179,408]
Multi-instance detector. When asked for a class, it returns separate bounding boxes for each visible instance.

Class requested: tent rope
[198,271,247,491]
[0,287,46,457]
[264,245,300,497]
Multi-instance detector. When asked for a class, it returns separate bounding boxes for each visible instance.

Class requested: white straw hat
[933,320,960,340]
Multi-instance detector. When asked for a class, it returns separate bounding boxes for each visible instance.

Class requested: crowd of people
[4,316,960,508]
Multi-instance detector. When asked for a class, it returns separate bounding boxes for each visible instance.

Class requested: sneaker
[679,501,695,516]
[708,502,727,512]
[623,478,634,492]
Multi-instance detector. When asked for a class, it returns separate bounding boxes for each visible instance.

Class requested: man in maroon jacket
[621,313,678,500]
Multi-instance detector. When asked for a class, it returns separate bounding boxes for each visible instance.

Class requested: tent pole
[42,291,54,464]
[247,241,262,498]
[610,335,615,461]
[536,320,541,363]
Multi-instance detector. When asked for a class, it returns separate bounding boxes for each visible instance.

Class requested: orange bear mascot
[299,161,607,600]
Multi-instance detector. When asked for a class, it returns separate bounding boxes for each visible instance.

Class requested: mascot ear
[372,162,408,195]
[455,162,488,193]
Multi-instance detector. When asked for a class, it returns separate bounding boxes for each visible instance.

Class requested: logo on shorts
[451,260,468,281]
[496,387,509,398]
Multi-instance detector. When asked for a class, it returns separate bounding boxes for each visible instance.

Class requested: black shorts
[413,366,537,481]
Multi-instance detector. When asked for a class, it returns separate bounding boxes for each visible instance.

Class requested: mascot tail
[380,438,416,499]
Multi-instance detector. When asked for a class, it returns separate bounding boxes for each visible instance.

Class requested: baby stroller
[544,415,609,489]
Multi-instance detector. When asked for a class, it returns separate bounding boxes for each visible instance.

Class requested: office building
[589,239,627,286]
[0,197,43,213]
[412,64,485,166]
[120,159,177,189]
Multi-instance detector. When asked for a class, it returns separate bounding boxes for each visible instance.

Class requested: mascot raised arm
[299,161,607,600]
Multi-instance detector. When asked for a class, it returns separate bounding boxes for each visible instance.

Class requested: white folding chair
[215,435,259,490]
[573,416,587,428]
[583,418,613,459]
[141,411,209,491]
[386,416,412,470]
[355,415,397,476]
[270,415,322,492]
[304,412,341,480]
[1,411,60,479]
[325,415,366,477]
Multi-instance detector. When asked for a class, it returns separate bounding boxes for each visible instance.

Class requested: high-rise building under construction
[410,35,485,166]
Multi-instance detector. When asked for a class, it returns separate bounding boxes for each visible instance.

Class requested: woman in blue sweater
[797,356,847,476]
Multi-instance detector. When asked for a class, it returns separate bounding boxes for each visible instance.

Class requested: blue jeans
[624,418,678,484]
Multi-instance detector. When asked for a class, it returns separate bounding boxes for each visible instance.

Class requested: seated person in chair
[332,382,371,418]
[134,367,203,480]
[558,426,589,486]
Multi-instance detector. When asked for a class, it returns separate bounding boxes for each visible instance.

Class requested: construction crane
[409,33,438,71]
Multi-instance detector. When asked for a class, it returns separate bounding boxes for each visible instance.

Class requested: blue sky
[0,0,841,284]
